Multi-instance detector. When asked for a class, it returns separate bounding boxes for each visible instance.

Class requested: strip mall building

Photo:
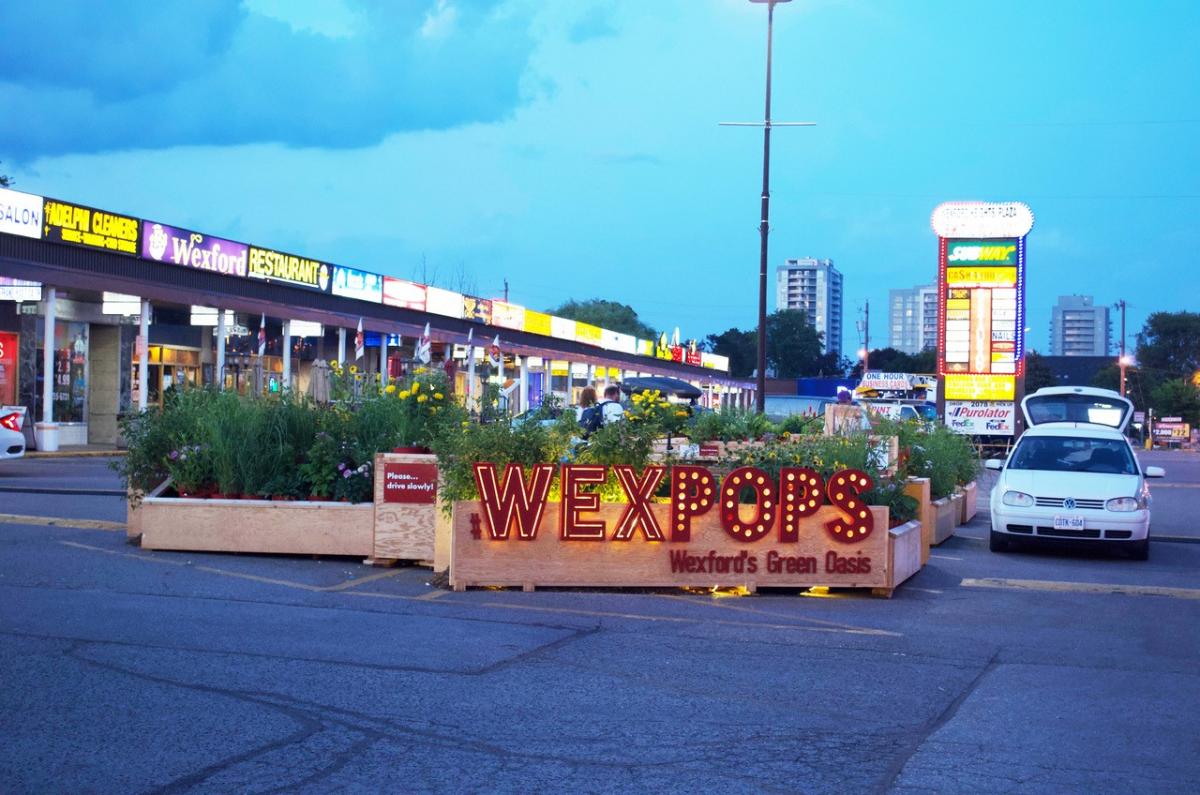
[0,187,752,449]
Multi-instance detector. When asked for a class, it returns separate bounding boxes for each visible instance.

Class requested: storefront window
[37,321,88,423]
[0,331,18,405]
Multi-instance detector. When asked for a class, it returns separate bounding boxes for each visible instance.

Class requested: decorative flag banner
[354,318,365,360]
[416,322,432,364]
[488,335,502,367]
[257,313,267,356]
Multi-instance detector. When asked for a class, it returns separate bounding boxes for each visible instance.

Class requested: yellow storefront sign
[523,310,552,336]
[943,374,1015,401]
[946,266,1017,287]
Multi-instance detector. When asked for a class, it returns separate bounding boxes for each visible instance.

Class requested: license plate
[1053,515,1086,530]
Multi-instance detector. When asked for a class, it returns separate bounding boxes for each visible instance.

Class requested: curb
[0,486,126,497]
[25,450,127,459]
[1154,536,1200,545]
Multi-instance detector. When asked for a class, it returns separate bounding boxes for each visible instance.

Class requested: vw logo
[1063,498,1077,510]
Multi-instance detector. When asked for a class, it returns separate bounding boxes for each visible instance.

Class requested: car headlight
[1106,497,1141,512]
[1002,490,1034,507]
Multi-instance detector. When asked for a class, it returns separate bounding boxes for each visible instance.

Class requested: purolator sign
[450,464,890,589]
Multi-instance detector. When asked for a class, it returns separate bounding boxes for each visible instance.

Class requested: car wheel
[1128,538,1149,561]
[989,530,1009,553]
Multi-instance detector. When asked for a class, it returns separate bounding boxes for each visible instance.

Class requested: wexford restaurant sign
[451,463,890,589]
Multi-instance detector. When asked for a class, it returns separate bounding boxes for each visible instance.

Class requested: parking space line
[961,577,1200,601]
[930,554,962,561]
[0,513,125,532]
[654,592,894,633]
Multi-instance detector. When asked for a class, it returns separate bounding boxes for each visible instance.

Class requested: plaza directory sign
[932,202,1033,434]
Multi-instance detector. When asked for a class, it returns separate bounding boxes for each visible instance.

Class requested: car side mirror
[984,458,1004,471]
[1144,466,1165,478]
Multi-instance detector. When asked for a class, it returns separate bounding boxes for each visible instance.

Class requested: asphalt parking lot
[2,452,1199,793]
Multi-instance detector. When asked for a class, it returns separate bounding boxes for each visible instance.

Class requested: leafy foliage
[1136,311,1200,378]
[545,298,656,340]
[1149,378,1200,426]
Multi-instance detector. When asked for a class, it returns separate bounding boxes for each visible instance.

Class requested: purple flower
[343,470,352,479]
[168,450,179,461]
[337,462,346,471]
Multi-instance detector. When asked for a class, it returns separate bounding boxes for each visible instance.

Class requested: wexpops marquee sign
[450,463,891,590]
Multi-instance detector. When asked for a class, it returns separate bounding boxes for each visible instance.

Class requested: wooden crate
[872,519,923,598]
[931,493,962,545]
[959,481,978,524]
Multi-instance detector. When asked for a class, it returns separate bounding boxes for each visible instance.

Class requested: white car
[0,405,26,460]
[986,387,1163,560]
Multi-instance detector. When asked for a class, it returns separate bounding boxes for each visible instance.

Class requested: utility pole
[863,299,870,372]
[723,0,813,413]
[1116,299,1128,396]
[503,278,509,303]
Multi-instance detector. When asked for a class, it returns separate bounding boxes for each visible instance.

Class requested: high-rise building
[775,258,843,356]
[888,284,939,355]
[1049,295,1111,356]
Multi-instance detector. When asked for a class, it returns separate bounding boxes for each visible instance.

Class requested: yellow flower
[398,390,411,399]
[675,410,688,417]
[384,384,397,394]
[430,407,438,414]
[412,382,421,392]
[349,365,358,374]
[461,421,470,427]
[417,394,428,403]
[375,373,382,382]
[433,392,444,400]
[328,360,338,368]
[415,366,428,375]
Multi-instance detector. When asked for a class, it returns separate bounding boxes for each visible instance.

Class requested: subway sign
[946,240,1018,266]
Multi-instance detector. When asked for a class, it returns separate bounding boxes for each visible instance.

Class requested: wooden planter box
[931,492,963,545]
[903,477,933,566]
[371,452,440,565]
[874,519,923,599]
[139,497,374,556]
[958,481,978,524]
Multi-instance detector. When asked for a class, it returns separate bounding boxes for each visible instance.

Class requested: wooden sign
[373,453,439,563]
[450,464,889,591]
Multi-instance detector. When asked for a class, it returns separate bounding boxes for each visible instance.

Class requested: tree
[848,347,937,379]
[1149,378,1200,426]
[1136,311,1200,378]
[1024,350,1056,393]
[547,299,656,340]
[1091,365,1166,413]
[704,328,755,378]
[0,162,10,188]
[767,310,832,378]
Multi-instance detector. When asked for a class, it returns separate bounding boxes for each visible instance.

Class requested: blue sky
[3,0,1197,356]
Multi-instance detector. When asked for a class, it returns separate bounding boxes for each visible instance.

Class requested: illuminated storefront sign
[142,221,248,278]
[945,400,1015,436]
[943,374,1015,401]
[0,277,41,302]
[382,277,427,310]
[491,301,525,330]
[425,286,463,318]
[451,464,888,589]
[43,198,140,255]
[463,296,492,324]
[575,322,602,346]
[247,246,331,291]
[524,310,552,337]
[946,241,1017,265]
[550,316,576,341]
[931,202,1034,239]
[0,188,43,239]
[332,266,383,303]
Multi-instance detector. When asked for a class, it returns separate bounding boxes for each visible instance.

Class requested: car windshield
[1008,435,1136,475]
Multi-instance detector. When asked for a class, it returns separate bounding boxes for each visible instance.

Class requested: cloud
[567,6,617,43]
[0,0,534,161]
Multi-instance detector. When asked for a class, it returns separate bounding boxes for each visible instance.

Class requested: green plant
[333,460,373,502]
[165,444,213,494]
[775,413,823,436]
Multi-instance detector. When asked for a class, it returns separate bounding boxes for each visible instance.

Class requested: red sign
[0,332,17,405]
[382,463,438,503]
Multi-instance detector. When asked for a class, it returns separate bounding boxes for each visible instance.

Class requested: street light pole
[1116,299,1127,396]
[726,1,811,412]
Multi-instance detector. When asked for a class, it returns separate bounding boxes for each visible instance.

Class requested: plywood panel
[372,453,439,562]
[903,478,933,565]
[140,499,373,556]
[450,502,889,590]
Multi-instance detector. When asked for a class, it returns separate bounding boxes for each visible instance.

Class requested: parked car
[986,387,1163,559]
[0,406,27,460]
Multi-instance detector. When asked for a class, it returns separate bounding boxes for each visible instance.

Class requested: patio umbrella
[619,376,703,400]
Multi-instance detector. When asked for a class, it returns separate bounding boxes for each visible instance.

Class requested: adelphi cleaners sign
[450,464,890,590]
